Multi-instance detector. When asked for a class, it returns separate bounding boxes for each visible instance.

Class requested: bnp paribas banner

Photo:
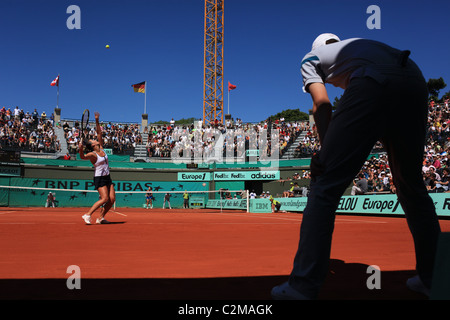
[1,177,208,208]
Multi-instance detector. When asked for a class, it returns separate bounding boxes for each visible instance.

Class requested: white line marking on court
[336,217,387,224]
[0,222,38,225]
[203,211,302,222]
[134,222,296,225]
[0,222,77,225]
[112,210,127,216]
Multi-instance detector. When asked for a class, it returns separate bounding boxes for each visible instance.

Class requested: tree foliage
[153,117,197,125]
[267,108,309,122]
[427,77,447,102]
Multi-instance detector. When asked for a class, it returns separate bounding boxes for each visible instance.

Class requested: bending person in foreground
[79,112,116,224]
[271,34,441,299]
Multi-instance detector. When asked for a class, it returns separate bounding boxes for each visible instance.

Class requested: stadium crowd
[63,121,142,155]
[292,124,384,158]
[277,98,450,196]
[146,118,304,159]
[352,98,450,195]
[2,97,449,195]
[0,106,60,153]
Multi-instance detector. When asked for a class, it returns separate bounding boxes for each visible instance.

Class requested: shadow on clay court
[84,221,127,225]
[0,259,426,300]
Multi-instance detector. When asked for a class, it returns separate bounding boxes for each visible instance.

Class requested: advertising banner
[1,177,206,208]
[177,172,212,181]
[245,194,450,217]
[213,170,280,181]
[178,170,280,181]
[206,199,248,210]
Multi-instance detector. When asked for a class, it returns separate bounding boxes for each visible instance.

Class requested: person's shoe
[82,214,91,224]
[271,282,310,300]
[96,218,111,224]
[406,275,430,297]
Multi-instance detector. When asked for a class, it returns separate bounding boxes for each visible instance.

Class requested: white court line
[111,210,127,217]
[203,211,301,222]
[133,222,296,225]
[0,222,74,225]
[336,217,387,224]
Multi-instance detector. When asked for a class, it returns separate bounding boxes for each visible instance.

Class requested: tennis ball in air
[105,45,110,49]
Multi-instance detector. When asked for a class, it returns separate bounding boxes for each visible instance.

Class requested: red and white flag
[51,75,59,87]
[228,82,237,91]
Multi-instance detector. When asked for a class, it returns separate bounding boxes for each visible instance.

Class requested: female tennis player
[79,112,116,224]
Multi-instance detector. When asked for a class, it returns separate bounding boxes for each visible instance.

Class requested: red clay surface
[0,207,449,300]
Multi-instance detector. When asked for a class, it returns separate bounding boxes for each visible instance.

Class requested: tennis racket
[81,109,90,145]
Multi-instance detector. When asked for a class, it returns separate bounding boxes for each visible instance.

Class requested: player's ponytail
[85,140,93,152]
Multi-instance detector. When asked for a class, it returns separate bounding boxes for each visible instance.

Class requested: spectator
[13,106,20,120]
[351,173,368,195]
[425,172,437,193]
[283,182,295,197]
[32,109,39,123]
[437,168,450,192]
[422,159,433,173]
[0,110,57,153]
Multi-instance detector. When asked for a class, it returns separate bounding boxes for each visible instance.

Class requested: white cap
[312,33,340,51]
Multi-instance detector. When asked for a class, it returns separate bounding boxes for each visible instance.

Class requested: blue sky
[1,0,449,124]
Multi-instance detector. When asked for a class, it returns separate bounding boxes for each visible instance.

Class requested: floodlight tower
[203,0,224,126]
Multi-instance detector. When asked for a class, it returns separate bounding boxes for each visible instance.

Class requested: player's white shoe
[82,214,91,224]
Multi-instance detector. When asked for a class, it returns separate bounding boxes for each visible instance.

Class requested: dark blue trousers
[289,63,441,299]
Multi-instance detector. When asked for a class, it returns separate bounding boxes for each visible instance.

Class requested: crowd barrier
[2,176,450,217]
[207,194,450,217]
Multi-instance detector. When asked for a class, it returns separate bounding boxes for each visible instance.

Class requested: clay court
[1,207,449,300]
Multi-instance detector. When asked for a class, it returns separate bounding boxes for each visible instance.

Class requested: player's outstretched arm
[94,112,103,147]
[309,83,332,144]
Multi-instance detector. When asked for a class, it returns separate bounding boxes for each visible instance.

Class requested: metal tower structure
[203,0,224,126]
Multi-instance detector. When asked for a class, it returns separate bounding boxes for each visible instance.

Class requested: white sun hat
[312,33,341,51]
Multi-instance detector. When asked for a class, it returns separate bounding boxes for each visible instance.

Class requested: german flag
[131,81,146,93]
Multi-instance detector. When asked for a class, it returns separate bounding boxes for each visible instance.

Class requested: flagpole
[57,74,60,108]
[228,89,230,115]
[144,81,147,114]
